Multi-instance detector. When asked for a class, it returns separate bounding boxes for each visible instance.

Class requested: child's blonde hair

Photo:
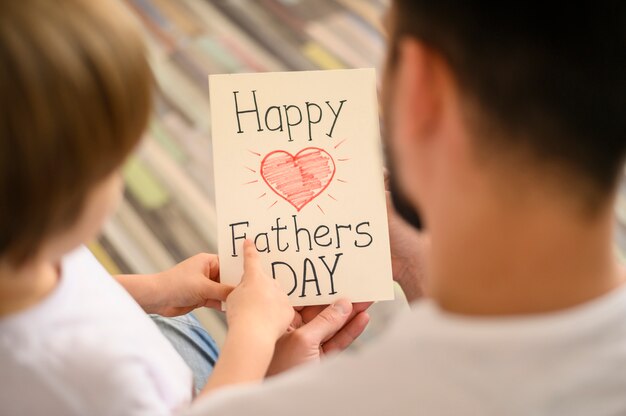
[0,0,152,265]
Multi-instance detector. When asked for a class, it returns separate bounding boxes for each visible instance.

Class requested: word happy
[232,90,347,141]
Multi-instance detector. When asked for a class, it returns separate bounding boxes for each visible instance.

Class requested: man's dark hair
[393,1,625,206]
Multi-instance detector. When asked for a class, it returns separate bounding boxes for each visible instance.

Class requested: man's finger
[322,311,370,354]
[383,167,390,191]
[299,305,326,323]
[300,301,372,325]
[289,311,304,331]
[351,302,373,315]
[295,299,353,345]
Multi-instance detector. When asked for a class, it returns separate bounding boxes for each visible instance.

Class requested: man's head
[383,1,626,232]
[0,0,152,265]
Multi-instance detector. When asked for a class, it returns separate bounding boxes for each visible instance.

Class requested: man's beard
[386,150,424,231]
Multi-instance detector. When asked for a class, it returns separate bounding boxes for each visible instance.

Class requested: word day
[229,215,374,298]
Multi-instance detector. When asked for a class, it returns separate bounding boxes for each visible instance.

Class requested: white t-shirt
[0,246,193,415]
[189,283,626,416]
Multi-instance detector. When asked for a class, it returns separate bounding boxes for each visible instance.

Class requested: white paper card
[209,69,393,306]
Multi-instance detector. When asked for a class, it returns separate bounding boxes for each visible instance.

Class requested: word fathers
[229,215,373,299]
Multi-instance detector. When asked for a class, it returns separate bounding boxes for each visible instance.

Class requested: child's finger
[198,270,233,302]
[242,239,262,276]
[207,281,234,301]
[203,254,220,282]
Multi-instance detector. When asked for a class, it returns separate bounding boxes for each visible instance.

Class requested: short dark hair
[0,0,152,265]
[392,0,626,206]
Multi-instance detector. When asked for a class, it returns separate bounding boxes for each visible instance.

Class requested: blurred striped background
[92,0,404,345]
[92,0,626,344]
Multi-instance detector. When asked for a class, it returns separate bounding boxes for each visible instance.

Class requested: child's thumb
[205,281,234,302]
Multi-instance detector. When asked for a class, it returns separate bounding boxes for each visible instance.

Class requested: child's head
[0,0,152,266]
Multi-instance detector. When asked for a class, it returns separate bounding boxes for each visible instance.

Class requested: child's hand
[225,240,294,342]
[155,254,234,317]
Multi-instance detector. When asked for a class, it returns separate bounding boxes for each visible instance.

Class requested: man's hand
[116,254,234,317]
[266,299,371,376]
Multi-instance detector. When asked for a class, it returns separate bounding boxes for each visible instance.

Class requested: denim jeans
[151,313,220,396]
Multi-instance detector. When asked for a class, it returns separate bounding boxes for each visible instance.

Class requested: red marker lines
[260,147,336,211]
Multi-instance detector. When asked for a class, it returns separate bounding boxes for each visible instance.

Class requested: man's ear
[393,38,444,149]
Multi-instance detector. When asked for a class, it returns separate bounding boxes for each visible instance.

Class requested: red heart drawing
[260,147,336,211]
